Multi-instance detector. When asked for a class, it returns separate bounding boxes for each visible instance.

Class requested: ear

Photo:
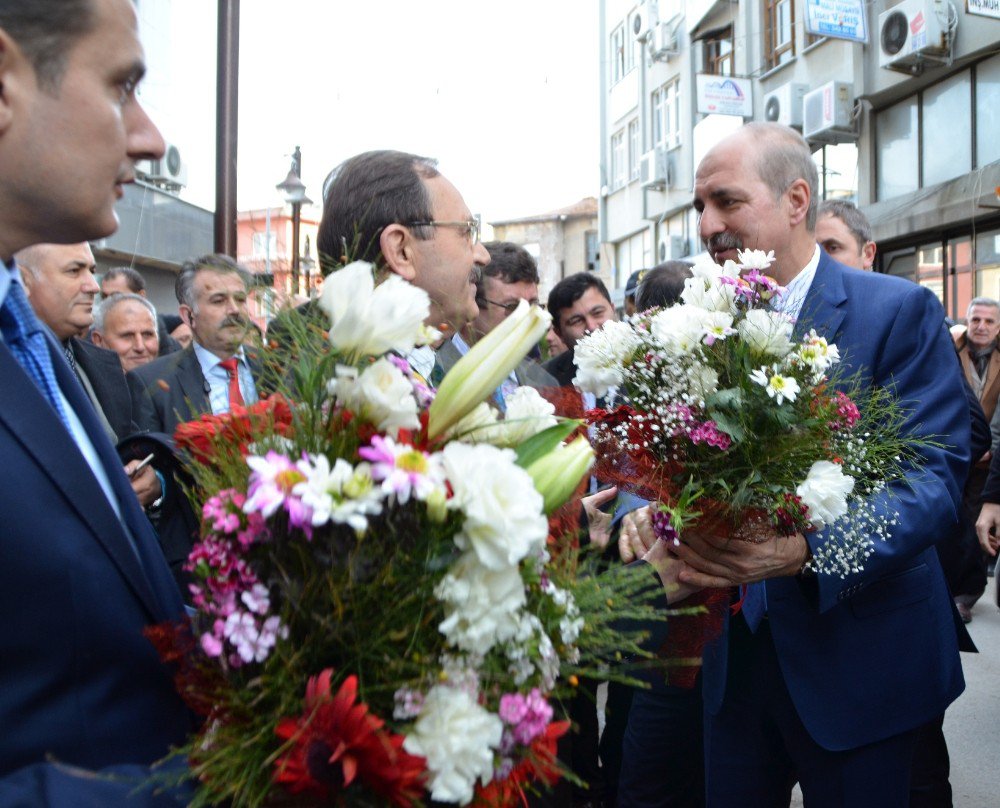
[91,330,105,347]
[785,179,811,228]
[179,304,195,329]
[861,241,877,270]
[379,224,417,281]
[19,267,33,295]
[0,28,29,135]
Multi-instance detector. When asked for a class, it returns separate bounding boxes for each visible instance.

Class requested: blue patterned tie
[0,279,72,430]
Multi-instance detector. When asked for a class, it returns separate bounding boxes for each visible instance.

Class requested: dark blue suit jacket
[0,329,192,803]
[702,253,970,751]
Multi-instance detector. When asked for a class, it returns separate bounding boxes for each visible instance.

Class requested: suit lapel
[0,335,172,621]
[171,348,210,424]
[794,253,848,345]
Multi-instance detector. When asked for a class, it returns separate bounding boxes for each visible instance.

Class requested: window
[703,27,733,76]
[876,58,1000,202]
[585,230,600,272]
[611,129,626,190]
[651,78,680,149]
[611,24,626,85]
[626,9,639,73]
[628,119,640,181]
[923,74,971,186]
[764,0,795,70]
[252,232,276,258]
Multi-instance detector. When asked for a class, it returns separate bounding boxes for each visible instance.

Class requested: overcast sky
[148,0,600,224]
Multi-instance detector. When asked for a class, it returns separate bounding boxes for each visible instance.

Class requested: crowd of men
[0,2,997,806]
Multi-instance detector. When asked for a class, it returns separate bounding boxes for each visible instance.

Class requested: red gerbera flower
[472,720,571,807]
[273,669,425,806]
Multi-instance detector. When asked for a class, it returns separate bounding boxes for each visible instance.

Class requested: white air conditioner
[139,142,187,188]
[802,82,857,144]
[651,20,679,58]
[763,83,808,128]
[659,234,687,261]
[640,147,675,190]
[632,1,658,42]
[878,0,950,72]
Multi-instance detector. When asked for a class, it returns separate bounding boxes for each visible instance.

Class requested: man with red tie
[127,254,260,436]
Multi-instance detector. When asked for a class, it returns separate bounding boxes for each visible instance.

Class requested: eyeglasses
[407,219,481,245]
[477,297,536,315]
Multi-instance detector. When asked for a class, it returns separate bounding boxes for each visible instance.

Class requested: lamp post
[275,146,312,297]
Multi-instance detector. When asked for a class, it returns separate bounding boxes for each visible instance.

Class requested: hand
[642,539,702,604]
[619,506,656,563]
[126,462,162,509]
[976,451,992,468]
[581,486,617,550]
[976,502,1000,557]
[670,527,810,589]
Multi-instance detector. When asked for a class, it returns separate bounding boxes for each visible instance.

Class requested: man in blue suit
[628,123,969,806]
[0,0,193,804]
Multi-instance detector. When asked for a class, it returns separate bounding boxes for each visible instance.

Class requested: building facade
[489,198,601,300]
[599,0,1000,320]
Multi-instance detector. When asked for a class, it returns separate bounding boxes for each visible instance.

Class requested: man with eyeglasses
[433,241,555,402]
[314,150,491,382]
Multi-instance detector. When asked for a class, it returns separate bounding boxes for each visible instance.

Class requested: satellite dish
[764,95,781,122]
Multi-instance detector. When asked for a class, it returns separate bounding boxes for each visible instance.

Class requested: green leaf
[709,409,745,442]
[706,387,743,410]
[514,420,582,468]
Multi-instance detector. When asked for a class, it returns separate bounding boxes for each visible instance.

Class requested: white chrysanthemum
[329,357,419,436]
[403,685,504,805]
[318,261,430,358]
[681,276,739,314]
[435,551,527,655]
[750,366,800,405]
[442,442,548,570]
[572,320,642,396]
[796,329,841,374]
[737,308,793,357]
[689,256,724,281]
[293,454,383,532]
[737,249,776,270]
[796,460,855,530]
[699,309,737,344]
[649,304,710,356]
[491,386,557,446]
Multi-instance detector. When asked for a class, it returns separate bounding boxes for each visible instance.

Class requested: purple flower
[499,688,553,746]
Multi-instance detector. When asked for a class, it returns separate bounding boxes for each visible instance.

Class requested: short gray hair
[967,297,1000,319]
[175,254,249,311]
[818,200,872,250]
[743,122,819,230]
[92,292,157,333]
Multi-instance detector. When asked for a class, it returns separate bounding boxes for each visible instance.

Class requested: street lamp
[275,145,312,296]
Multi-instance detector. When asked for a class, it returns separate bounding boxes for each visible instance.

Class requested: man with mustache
[128,254,260,435]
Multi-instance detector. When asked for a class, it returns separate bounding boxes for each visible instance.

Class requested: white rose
[571,320,642,396]
[737,308,793,357]
[492,386,557,446]
[442,442,548,569]
[649,304,709,355]
[435,551,527,655]
[796,460,855,530]
[333,357,419,436]
[318,261,430,358]
[403,685,504,805]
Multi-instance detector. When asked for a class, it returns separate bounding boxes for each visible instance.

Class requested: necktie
[0,280,72,430]
[219,356,244,410]
[741,581,766,632]
[64,343,78,372]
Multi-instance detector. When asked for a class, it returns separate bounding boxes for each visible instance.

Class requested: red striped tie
[218,357,244,410]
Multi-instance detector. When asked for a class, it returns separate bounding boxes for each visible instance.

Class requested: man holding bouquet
[626,123,969,807]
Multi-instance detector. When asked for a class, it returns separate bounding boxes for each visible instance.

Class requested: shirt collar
[771,245,820,322]
[451,332,471,356]
[193,341,247,374]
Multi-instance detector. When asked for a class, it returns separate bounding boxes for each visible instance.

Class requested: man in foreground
[625,122,969,806]
[0,0,192,802]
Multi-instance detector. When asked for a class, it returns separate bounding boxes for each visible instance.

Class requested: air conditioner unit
[651,20,679,58]
[878,0,950,72]
[640,147,675,190]
[632,1,658,42]
[763,82,808,128]
[139,142,187,189]
[659,234,687,261]
[802,81,857,144]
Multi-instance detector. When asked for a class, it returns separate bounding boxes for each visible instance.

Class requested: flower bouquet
[150,262,665,807]
[572,250,920,679]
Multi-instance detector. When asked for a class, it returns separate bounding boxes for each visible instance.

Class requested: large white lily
[427,300,551,440]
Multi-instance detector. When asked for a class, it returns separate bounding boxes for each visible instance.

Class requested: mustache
[707,232,743,255]
[221,315,249,329]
